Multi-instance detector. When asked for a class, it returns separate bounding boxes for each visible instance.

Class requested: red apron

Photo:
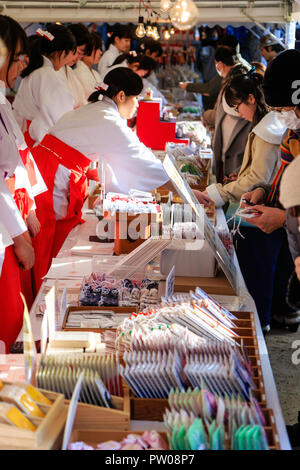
[0,246,24,353]
[31,134,90,292]
[24,120,36,149]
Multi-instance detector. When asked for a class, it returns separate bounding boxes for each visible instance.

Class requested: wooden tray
[0,382,66,450]
[62,305,137,332]
[66,385,130,431]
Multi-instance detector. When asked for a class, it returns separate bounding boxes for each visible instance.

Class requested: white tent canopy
[0,0,299,24]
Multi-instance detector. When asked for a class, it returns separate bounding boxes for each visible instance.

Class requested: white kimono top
[97,44,121,80]
[73,61,102,101]
[50,96,169,196]
[12,56,74,143]
[57,65,87,109]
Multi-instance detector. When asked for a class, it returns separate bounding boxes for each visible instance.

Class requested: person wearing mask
[98,24,131,78]
[210,47,253,184]
[200,67,287,332]
[12,24,76,146]
[201,67,286,211]
[259,35,285,64]
[0,15,37,351]
[73,31,103,100]
[180,35,241,113]
[29,67,205,291]
[239,49,300,332]
[278,157,300,327]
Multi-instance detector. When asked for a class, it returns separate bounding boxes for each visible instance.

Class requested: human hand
[295,257,300,282]
[13,233,35,270]
[179,82,188,90]
[240,188,265,208]
[192,189,214,207]
[244,206,286,234]
[26,210,41,238]
[223,173,238,184]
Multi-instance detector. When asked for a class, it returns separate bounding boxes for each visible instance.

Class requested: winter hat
[263,49,300,107]
[259,35,279,49]
[279,156,300,209]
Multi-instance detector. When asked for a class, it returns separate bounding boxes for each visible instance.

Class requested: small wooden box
[66,385,130,431]
[114,212,161,255]
[0,382,66,450]
[62,305,137,332]
[88,184,102,209]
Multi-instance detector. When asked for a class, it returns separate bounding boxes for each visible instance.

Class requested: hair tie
[247,65,256,77]
[95,82,109,101]
[36,28,55,41]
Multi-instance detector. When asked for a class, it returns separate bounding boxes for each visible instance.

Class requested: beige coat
[206,111,286,207]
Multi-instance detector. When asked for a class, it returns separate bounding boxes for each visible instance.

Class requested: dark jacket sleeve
[285,210,300,261]
[186,75,222,96]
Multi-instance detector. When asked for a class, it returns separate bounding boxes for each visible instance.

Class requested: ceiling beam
[2,5,288,24]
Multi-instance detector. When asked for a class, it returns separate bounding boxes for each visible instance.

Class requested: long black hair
[224,67,268,125]
[136,38,163,58]
[22,24,76,77]
[111,53,156,78]
[0,15,28,88]
[68,23,92,55]
[88,31,102,56]
[88,67,143,103]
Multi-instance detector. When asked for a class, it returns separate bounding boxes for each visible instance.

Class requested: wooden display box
[62,305,137,332]
[66,385,130,431]
[190,170,210,192]
[0,382,66,450]
[88,184,102,210]
[113,211,162,255]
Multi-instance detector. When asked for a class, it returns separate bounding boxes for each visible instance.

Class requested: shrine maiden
[30,67,178,290]
[0,15,36,351]
[12,24,76,146]
[74,32,103,100]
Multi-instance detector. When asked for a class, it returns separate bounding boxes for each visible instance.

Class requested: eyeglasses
[233,102,242,112]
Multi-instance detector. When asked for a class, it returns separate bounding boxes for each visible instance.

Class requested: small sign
[61,372,84,450]
[21,293,37,385]
[165,265,175,298]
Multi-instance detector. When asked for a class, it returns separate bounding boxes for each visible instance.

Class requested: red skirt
[0,246,24,353]
[31,134,90,292]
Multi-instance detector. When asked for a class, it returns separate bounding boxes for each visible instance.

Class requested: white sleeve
[100,118,170,194]
[0,176,27,238]
[29,71,74,143]
[97,53,113,80]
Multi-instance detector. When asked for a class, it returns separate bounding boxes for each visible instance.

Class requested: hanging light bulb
[160,0,172,12]
[136,16,146,38]
[146,21,154,38]
[169,0,199,31]
[163,29,171,40]
[170,26,175,35]
[152,23,160,40]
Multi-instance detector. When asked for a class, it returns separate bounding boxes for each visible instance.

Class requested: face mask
[278,109,300,130]
[215,63,223,77]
